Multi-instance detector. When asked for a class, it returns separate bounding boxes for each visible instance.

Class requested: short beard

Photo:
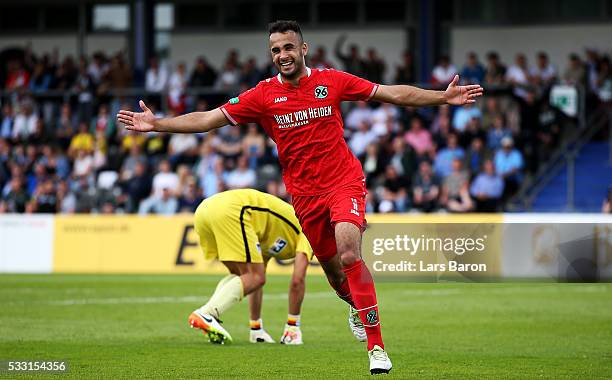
[279,57,305,81]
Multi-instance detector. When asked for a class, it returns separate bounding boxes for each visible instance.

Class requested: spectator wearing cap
[470,159,504,212]
[460,52,485,85]
[494,137,523,199]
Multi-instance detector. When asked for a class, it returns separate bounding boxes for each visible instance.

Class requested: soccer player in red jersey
[118,20,483,374]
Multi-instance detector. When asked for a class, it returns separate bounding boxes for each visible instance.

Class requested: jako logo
[274,97,288,103]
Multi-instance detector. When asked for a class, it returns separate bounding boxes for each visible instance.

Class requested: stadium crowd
[0,42,610,214]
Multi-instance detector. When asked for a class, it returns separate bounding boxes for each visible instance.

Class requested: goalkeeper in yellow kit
[188,189,313,345]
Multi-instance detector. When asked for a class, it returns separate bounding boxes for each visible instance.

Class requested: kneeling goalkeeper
[189,188,313,345]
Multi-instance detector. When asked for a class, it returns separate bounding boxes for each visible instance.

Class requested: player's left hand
[444,75,484,105]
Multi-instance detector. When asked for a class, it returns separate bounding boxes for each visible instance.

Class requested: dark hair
[268,20,303,41]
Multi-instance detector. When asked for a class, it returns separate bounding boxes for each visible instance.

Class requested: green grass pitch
[1,274,611,379]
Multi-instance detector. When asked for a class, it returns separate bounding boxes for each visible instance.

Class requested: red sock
[343,259,384,350]
[334,278,355,308]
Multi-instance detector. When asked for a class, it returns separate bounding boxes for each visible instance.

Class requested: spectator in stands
[138,159,179,212]
[12,101,38,142]
[2,176,29,213]
[120,161,151,213]
[1,104,14,139]
[452,103,482,132]
[225,155,256,189]
[494,137,523,199]
[440,158,473,212]
[389,137,417,183]
[202,158,226,198]
[4,60,30,91]
[563,53,586,86]
[349,121,378,157]
[242,124,265,169]
[460,52,485,85]
[29,61,52,93]
[395,51,416,84]
[345,101,373,131]
[309,46,334,70]
[68,122,94,157]
[481,97,501,130]
[530,52,557,89]
[487,114,512,151]
[216,61,241,90]
[404,117,433,157]
[53,56,78,90]
[177,177,202,213]
[465,136,487,174]
[55,103,76,150]
[168,128,198,167]
[363,48,386,84]
[88,52,109,86]
[139,187,177,215]
[189,56,218,88]
[470,159,504,212]
[412,161,440,212]
[145,56,168,93]
[240,57,261,88]
[214,126,243,161]
[434,133,465,178]
[506,53,531,99]
[56,180,76,213]
[380,165,410,212]
[73,60,96,122]
[32,178,57,213]
[102,54,132,91]
[91,104,116,139]
[360,142,386,186]
[334,35,364,76]
[484,51,506,85]
[168,62,188,114]
[431,55,457,87]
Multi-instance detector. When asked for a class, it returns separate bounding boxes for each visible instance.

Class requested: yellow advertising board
[53,215,320,274]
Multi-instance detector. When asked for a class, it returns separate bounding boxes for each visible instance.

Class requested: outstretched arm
[373,74,483,107]
[117,100,228,134]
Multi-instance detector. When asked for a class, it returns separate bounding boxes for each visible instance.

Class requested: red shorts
[292,180,367,262]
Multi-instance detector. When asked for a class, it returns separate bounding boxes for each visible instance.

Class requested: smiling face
[269,31,308,81]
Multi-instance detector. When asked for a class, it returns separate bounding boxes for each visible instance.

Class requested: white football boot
[188,310,233,344]
[368,345,392,375]
[349,306,367,342]
[249,328,275,343]
[280,324,303,345]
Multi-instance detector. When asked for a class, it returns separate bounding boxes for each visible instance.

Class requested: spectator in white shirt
[145,57,168,93]
[345,101,373,131]
[506,54,531,99]
[225,155,256,189]
[12,102,38,141]
[431,55,458,86]
[530,52,557,88]
[349,121,378,157]
[168,62,187,113]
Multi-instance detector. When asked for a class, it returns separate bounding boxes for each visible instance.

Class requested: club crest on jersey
[314,85,328,99]
[366,310,378,324]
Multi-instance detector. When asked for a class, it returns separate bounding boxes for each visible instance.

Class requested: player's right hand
[117,100,156,132]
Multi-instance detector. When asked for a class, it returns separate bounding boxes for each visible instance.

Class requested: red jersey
[220,68,378,196]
